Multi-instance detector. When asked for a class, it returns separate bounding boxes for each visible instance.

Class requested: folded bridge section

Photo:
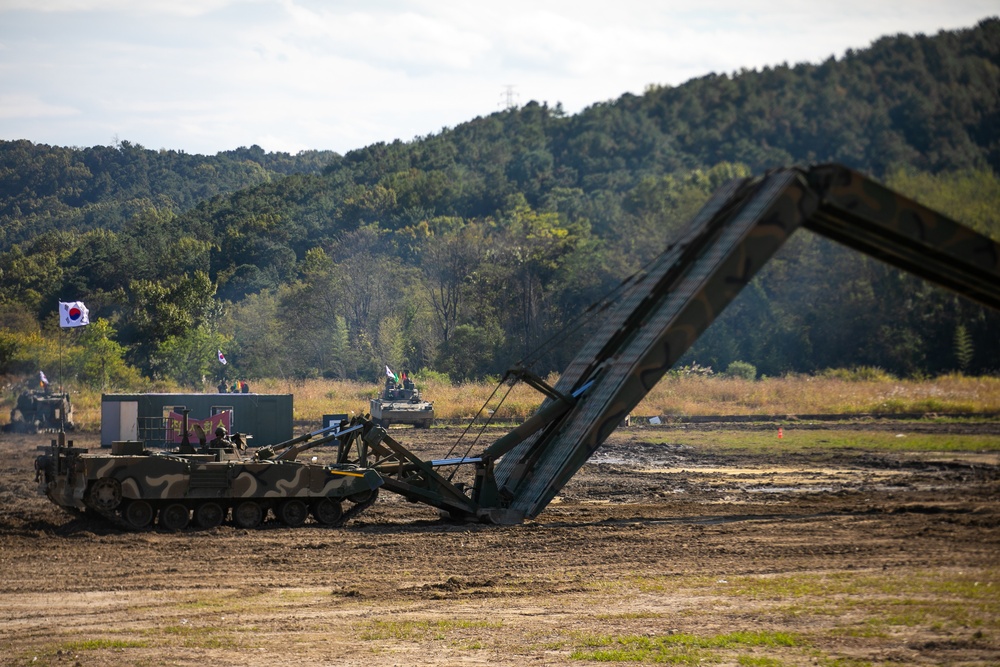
[488,163,1000,521]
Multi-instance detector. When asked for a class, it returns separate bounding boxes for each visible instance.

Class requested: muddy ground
[0,422,998,666]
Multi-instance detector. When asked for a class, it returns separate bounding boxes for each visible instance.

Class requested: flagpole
[58,326,63,395]
[56,300,89,433]
[58,326,64,433]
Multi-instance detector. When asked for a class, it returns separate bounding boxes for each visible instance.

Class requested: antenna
[499,84,519,110]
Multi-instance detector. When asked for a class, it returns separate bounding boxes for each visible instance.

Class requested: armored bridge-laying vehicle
[35,415,381,531]
[34,164,1000,531]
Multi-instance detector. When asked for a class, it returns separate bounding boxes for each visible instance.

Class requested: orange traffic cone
[778,427,784,439]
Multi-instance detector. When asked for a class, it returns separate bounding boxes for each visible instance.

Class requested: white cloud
[0,0,996,154]
[0,94,78,120]
[3,0,241,17]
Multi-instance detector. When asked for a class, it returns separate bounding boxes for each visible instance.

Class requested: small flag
[385,365,395,380]
[218,349,228,365]
[59,301,90,328]
[39,371,48,385]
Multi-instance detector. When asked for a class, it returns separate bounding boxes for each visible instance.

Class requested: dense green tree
[0,139,337,252]
[438,322,505,382]
[419,221,489,345]
[155,324,229,388]
[219,290,284,379]
[118,271,217,376]
[1,19,998,382]
[74,318,139,390]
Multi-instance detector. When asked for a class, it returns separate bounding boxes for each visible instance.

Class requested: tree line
[0,18,998,389]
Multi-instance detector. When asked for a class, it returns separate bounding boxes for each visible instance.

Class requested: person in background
[241,379,250,393]
[218,379,228,393]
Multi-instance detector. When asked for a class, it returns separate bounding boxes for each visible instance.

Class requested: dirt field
[1,422,998,667]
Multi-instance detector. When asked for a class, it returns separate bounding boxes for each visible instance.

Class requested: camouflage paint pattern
[38,446,382,519]
[805,164,1000,309]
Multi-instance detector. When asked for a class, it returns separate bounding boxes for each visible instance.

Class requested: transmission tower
[499,85,519,110]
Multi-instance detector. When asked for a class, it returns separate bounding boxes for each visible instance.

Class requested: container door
[101,401,120,447]
[120,401,138,440]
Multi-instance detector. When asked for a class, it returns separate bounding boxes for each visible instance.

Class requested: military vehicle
[369,374,434,428]
[35,413,382,531]
[4,388,73,434]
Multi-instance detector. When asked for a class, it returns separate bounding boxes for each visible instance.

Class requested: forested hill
[0,140,339,250]
[1,18,998,388]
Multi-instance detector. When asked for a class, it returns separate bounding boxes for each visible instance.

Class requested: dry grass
[251,375,554,424]
[634,373,1000,418]
[7,374,1000,431]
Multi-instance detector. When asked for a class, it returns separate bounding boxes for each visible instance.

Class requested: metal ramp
[489,164,1000,520]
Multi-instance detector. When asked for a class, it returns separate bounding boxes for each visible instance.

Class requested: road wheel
[195,502,225,529]
[348,488,374,504]
[123,500,154,529]
[160,503,190,531]
[279,499,308,527]
[87,477,122,511]
[234,501,263,529]
[311,498,343,525]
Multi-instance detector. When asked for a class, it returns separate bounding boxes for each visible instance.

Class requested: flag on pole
[218,349,228,365]
[385,365,397,381]
[59,301,90,328]
[39,371,48,386]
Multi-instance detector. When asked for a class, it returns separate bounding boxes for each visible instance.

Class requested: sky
[1,0,997,157]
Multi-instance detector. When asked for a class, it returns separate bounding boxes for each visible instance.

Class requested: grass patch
[278,589,327,602]
[720,570,998,603]
[60,638,149,650]
[638,374,1000,418]
[571,631,799,663]
[594,611,664,621]
[639,429,1000,454]
[163,624,222,636]
[815,659,875,667]
[596,569,998,652]
[360,618,503,641]
[738,657,784,667]
[173,588,267,612]
[160,623,241,649]
[713,569,1000,636]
